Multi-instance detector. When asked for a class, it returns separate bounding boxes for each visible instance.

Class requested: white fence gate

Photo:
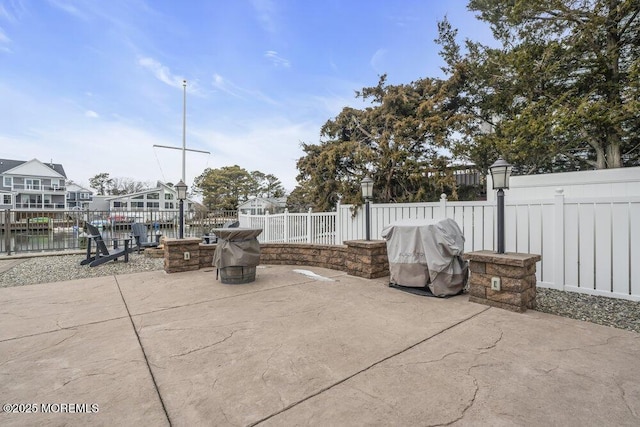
[240,192,640,301]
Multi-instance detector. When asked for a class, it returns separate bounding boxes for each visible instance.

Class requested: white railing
[243,192,640,301]
[239,209,337,245]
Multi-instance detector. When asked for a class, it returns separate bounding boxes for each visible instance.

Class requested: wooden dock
[0,222,51,232]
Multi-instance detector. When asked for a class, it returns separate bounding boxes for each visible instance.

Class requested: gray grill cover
[381,219,468,297]
[211,228,262,268]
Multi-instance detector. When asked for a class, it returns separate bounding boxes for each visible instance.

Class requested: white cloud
[370,48,388,73]
[0,19,12,52]
[189,117,318,191]
[264,50,290,68]
[0,4,10,21]
[20,121,190,189]
[46,0,89,20]
[212,73,281,106]
[0,1,25,23]
[251,0,278,34]
[138,56,191,91]
[85,110,99,118]
[0,27,10,44]
[0,80,315,193]
[212,73,243,99]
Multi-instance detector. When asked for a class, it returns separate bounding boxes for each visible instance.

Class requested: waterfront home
[237,196,287,215]
[105,181,200,219]
[0,158,67,211]
[66,183,94,209]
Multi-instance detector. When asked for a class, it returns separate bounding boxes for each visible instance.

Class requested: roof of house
[237,197,287,209]
[66,183,93,193]
[105,182,174,200]
[105,182,201,206]
[0,158,67,178]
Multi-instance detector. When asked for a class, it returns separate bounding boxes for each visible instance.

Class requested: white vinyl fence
[240,191,640,301]
[239,209,337,245]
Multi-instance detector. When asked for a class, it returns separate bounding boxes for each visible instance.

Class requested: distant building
[66,183,93,209]
[88,195,110,212]
[105,181,199,214]
[0,158,67,211]
[451,164,482,187]
[237,197,287,215]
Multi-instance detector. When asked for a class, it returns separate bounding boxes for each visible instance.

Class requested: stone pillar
[343,240,389,279]
[164,238,201,273]
[464,250,541,313]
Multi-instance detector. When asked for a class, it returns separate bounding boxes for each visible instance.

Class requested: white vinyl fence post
[264,210,270,243]
[284,208,289,243]
[553,188,565,290]
[307,207,312,243]
[335,200,342,245]
[439,193,448,219]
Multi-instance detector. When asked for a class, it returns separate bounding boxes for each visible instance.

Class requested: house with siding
[66,183,93,209]
[105,181,199,217]
[237,197,287,215]
[0,158,67,211]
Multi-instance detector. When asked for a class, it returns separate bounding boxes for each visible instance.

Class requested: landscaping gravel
[0,254,164,288]
[535,287,640,334]
[1,254,638,334]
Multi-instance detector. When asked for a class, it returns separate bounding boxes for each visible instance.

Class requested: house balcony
[15,203,67,210]
[11,184,67,192]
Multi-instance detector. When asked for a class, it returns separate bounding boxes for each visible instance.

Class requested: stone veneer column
[164,238,201,273]
[464,250,541,313]
[343,240,389,279]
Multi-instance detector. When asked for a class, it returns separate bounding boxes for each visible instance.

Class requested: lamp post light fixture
[175,179,188,239]
[360,175,374,241]
[489,157,512,254]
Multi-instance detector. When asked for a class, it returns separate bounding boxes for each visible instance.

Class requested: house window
[164,202,174,209]
[113,201,127,208]
[3,177,12,187]
[132,195,144,200]
[165,193,174,200]
[131,201,145,209]
[147,192,159,199]
[66,193,71,199]
[80,193,90,200]
[26,179,40,190]
[147,202,159,209]
[3,195,10,204]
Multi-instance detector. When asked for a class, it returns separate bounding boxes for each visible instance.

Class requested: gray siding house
[0,158,67,211]
[66,183,93,209]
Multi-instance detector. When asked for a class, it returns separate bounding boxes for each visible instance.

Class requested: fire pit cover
[211,228,262,269]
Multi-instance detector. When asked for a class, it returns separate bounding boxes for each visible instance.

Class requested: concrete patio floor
[1,264,639,426]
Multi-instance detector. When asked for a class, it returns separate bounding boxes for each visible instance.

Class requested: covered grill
[381,218,468,297]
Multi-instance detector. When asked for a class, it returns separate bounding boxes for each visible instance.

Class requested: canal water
[0,225,197,254]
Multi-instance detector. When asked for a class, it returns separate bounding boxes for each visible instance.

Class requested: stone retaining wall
[259,243,347,271]
[163,238,389,279]
[464,250,541,312]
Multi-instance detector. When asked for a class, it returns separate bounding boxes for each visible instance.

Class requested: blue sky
[0,0,493,193]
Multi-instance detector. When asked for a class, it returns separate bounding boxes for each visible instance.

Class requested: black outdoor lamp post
[489,157,512,254]
[175,179,188,239]
[360,175,374,241]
